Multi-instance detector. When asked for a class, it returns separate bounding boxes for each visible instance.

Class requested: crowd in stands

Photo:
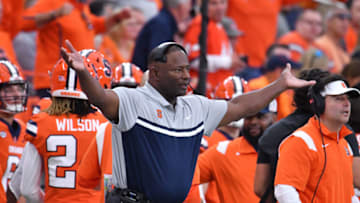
[0,0,360,202]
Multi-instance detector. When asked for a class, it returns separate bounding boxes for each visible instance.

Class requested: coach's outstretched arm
[61,40,120,122]
[218,64,315,127]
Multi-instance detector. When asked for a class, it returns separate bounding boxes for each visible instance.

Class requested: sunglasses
[334,13,351,20]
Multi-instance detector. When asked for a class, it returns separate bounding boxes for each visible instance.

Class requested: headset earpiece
[307,85,325,117]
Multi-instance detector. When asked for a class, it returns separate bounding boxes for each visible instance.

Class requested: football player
[8,51,111,203]
[0,60,28,202]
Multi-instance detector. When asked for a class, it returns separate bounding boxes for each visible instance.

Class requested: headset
[307,85,327,203]
[308,85,326,117]
[148,42,187,63]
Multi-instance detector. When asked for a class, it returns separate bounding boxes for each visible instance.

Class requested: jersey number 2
[46,135,77,188]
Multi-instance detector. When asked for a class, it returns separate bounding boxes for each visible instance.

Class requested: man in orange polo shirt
[278,9,323,62]
[199,75,249,202]
[274,75,360,203]
[198,101,277,203]
[21,0,131,98]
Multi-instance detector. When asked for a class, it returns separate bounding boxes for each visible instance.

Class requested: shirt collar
[0,118,21,140]
[309,116,352,141]
[141,82,175,107]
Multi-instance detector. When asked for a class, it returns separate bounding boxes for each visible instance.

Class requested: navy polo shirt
[111,82,227,202]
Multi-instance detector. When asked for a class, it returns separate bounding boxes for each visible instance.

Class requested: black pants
[106,188,151,203]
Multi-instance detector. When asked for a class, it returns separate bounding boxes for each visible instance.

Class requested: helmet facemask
[0,81,28,113]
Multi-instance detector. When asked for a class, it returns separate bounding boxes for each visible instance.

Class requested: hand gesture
[60,40,86,73]
[280,63,316,89]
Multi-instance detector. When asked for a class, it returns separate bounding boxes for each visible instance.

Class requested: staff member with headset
[274,74,360,203]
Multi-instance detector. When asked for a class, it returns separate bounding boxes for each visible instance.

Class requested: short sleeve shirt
[111,82,227,202]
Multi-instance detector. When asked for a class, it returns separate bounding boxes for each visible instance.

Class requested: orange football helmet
[112,62,143,88]
[214,76,249,128]
[0,60,28,113]
[214,76,249,100]
[50,56,101,100]
[80,49,112,89]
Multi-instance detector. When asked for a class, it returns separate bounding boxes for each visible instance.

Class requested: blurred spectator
[184,0,246,98]
[198,101,277,203]
[315,3,351,74]
[300,47,330,70]
[12,32,37,80]
[132,0,191,71]
[278,9,323,62]
[21,0,131,98]
[0,0,25,38]
[97,7,145,66]
[226,0,307,68]
[248,44,300,120]
[117,0,161,20]
[0,0,25,68]
[221,16,243,50]
[276,12,290,39]
[342,60,360,133]
[345,0,360,53]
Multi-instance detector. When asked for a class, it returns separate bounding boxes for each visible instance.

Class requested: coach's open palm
[281,63,316,89]
[60,40,86,73]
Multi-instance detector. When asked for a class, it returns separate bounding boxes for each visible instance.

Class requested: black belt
[106,188,151,203]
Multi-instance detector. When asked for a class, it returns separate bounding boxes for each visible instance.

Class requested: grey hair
[163,0,189,8]
[324,2,348,21]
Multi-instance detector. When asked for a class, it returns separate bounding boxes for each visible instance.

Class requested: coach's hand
[60,40,86,73]
[280,63,316,89]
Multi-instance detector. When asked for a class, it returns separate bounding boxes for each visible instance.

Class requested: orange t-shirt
[278,31,311,62]
[25,111,108,203]
[248,75,294,120]
[0,166,5,203]
[315,35,350,74]
[78,122,113,203]
[345,26,358,54]
[0,118,26,194]
[275,117,354,203]
[22,0,106,90]
[184,15,233,97]
[0,31,21,68]
[200,129,234,152]
[198,137,260,203]
[183,164,201,203]
[0,0,25,39]
[226,0,305,67]
[98,35,128,67]
[199,129,235,203]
